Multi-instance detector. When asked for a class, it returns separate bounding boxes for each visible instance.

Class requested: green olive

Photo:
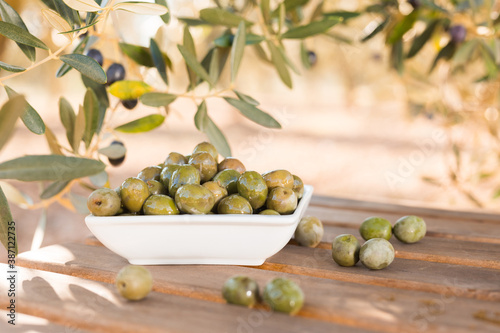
[222,276,259,307]
[160,164,181,189]
[146,180,167,195]
[218,157,246,174]
[189,152,218,182]
[120,177,150,213]
[359,238,395,270]
[175,184,215,214]
[168,165,201,197]
[115,265,153,301]
[192,141,218,163]
[87,188,121,216]
[137,165,162,182]
[164,152,187,166]
[202,181,228,209]
[237,171,268,210]
[294,216,324,248]
[213,169,240,194]
[266,187,297,215]
[259,209,280,215]
[393,215,426,243]
[292,175,304,199]
[218,194,253,214]
[331,234,360,267]
[262,170,294,189]
[143,194,179,215]
[263,278,304,315]
[359,217,392,241]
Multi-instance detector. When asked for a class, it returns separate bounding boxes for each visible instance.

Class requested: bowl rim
[85,185,313,227]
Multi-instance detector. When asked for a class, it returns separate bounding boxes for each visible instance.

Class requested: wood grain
[0,310,91,333]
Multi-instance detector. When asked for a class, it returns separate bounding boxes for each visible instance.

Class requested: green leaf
[199,8,252,28]
[89,170,108,187]
[234,90,259,106]
[150,38,168,85]
[119,42,154,67]
[223,97,281,128]
[40,180,71,200]
[281,18,341,39]
[61,0,101,12]
[0,186,16,255]
[300,41,311,69]
[59,19,99,34]
[183,25,197,89]
[323,11,360,21]
[155,0,170,23]
[60,54,107,84]
[254,43,271,63]
[59,97,75,148]
[115,114,165,133]
[178,17,209,26]
[246,34,265,45]
[0,21,49,50]
[231,21,246,83]
[279,46,300,75]
[109,80,153,100]
[206,48,219,84]
[0,155,106,181]
[214,34,232,48]
[0,0,36,61]
[73,105,85,152]
[4,86,45,135]
[268,42,292,88]
[278,3,285,35]
[57,35,89,77]
[112,2,168,15]
[0,61,25,72]
[260,0,271,25]
[98,145,127,159]
[407,19,440,58]
[390,40,404,75]
[480,42,498,78]
[452,39,479,66]
[271,0,309,16]
[52,0,81,27]
[81,75,108,133]
[140,92,177,107]
[361,19,388,42]
[194,101,231,157]
[430,41,456,72]
[0,95,26,151]
[178,45,214,87]
[0,180,33,208]
[83,88,98,148]
[386,11,418,45]
[45,126,63,155]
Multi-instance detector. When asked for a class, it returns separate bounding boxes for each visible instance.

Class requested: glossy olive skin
[359,217,392,241]
[292,175,304,199]
[266,187,297,215]
[259,209,280,215]
[262,170,294,189]
[120,177,150,213]
[294,216,324,248]
[202,181,228,209]
[137,165,162,182]
[218,157,246,174]
[393,215,426,243]
[189,152,218,182]
[192,141,218,163]
[237,171,268,210]
[263,278,304,315]
[164,152,187,166]
[87,188,121,216]
[213,169,240,194]
[146,180,167,195]
[143,194,179,215]
[116,265,153,301]
[175,184,215,214]
[217,194,253,214]
[160,164,181,189]
[168,165,201,197]
[331,234,360,267]
[222,276,259,307]
[360,238,395,270]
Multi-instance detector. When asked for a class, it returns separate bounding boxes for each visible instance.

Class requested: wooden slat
[15,244,500,333]
[0,310,91,333]
[0,265,360,333]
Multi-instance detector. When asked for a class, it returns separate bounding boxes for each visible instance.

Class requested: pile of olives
[87,142,305,217]
[222,276,304,315]
[331,215,427,270]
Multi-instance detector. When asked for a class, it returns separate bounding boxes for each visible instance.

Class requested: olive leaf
[61,0,101,12]
[429,41,456,73]
[57,35,89,77]
[73,106,85,152]
[0,21,48,50]
[155,0,170,23]
[223,97,281,129]
[0,185,17,255]
[114,114,165,133]
[452,39,479,66]
[178,45,214,87]
[260,0,271,26]
[45,126,63,155]
[0,155,106,182]
[208,48,220,84]
[0,95,27,151]
[98,145,127,159]
[0,0,36,61]
[361,18,388,42]
[40,180,71,200]
[120,42,155,67]
[42,9,73,38]
[178,18,209,26]
[390,39,403,75]
[0,180,33,208]
[140,92,177,107]
[112,2,168,15]
[386,11,418,45]
[230,21,246,83]
[0,61,25,73]
[49,0,81,27]
[271,0,309,16]
[81,75,108,134]
[109,80,153,100]
[60,54,107,84]
[59,97,75,148]
[268,42,292,88]
[323,11,360,21]
[300,41,311,69]
[150,38,168,85]
[281,18,341,39]
[194,101,231,157]
[407,19,441,58]
[183,26,197,89]
[89,171,108,187]
[83,88,99,148]
[199,8,252,27]
[234,90,259,106]
[4,86,46,135]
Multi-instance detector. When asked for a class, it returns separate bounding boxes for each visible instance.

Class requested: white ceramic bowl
[85,185,313,266]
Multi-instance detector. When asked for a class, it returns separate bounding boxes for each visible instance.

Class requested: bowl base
[128,258,266,266]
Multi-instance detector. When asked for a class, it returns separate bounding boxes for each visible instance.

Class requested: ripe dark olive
[86,49,103,66]
[107,63,126,86]
[449,25,466,43]
[307,51,317,67]
[408,0,421,9]
[108,140,126,166]
[122,99,138,110]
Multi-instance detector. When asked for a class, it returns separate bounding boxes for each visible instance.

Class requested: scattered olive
[294,216,324,248]
[263,278,304,315]
[115,265,153,301]
[393,215,426,243]
[331,234,360,267]
[359,217,392,241]
[222,276,259,307]
[359,238,395,270]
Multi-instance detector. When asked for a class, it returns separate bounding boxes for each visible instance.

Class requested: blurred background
[0,0,499,254]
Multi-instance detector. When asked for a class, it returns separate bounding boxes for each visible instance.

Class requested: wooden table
[2,196,500,332]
